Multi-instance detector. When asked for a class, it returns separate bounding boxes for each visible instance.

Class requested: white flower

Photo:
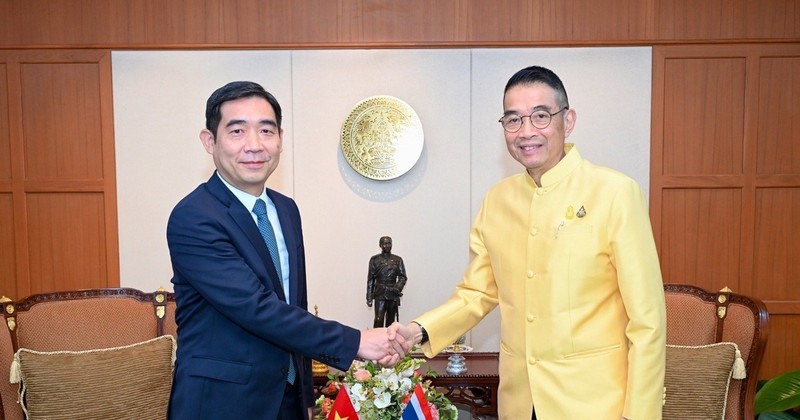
[315,355,456,420]
[382,372,400,391]
[373,391,392,408]
[349,383,366,401]
[398,377,413,393]
[399,366,415,378]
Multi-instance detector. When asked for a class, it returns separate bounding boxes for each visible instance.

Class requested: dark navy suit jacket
[167,173,359,419]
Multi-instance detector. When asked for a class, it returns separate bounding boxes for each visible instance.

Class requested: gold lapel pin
[566,205,575,220]
[576,206,586,218]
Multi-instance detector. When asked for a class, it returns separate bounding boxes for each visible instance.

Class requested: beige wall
[112,47,651,351]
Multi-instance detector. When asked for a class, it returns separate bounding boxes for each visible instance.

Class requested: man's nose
[518,116,540,135]
[244,132,263,151]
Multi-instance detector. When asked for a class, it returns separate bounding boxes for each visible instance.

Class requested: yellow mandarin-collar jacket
[416,145,666,419]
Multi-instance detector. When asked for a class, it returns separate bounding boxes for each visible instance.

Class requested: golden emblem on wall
[340,95,424,180]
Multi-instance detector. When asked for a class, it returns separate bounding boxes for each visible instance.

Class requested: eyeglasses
[498,106,568,132]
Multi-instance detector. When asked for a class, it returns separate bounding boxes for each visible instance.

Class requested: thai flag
[401,383,434,420]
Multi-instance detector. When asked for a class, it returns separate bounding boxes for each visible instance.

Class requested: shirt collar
[215,172,267,211]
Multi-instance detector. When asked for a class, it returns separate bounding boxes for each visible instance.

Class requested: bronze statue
[366,236,407,328]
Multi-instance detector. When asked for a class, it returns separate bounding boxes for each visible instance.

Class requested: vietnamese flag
[327,385,359,420]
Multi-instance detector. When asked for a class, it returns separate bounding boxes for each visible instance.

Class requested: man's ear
[564,108,577,138]
[200,129,215,154]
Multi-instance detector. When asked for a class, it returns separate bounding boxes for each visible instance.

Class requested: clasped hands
[356,322,422,367]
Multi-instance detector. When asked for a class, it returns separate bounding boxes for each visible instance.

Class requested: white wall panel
[292,49,472,333]
[469,47,652,349]
[113,47,651,352]
[112,50,294,295]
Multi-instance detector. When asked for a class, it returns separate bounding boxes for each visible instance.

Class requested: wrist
[411,321,428,345]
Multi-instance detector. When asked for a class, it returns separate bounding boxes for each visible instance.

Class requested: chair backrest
[664,283,769,420]
[0,287,176,420]
[0,314,14,420]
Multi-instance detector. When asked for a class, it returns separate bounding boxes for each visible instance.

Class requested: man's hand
[387,321,423,347]
[386,322,413,356]
[357,328,409,367]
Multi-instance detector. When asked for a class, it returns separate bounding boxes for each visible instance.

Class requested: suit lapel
[268,189,297,306]
[206,174,287,301]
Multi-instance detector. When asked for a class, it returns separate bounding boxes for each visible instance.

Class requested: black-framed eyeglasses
[498,106,568,132]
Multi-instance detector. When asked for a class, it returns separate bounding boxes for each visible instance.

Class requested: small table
[313,352,499,416]
[422,352,499,415]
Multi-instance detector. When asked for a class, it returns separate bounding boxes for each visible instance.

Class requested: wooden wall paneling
[154,0,224,45]
[0,50,118,298]
[1,0,798,47]
[2,53,30,299]
[20,62,104,180]
[757,56,800,175]
[741,0,800,40]
[25,192,108,292]
[345,0,467,43]
[653,44,800,379]
[653,46,750,293]
[217,0,292,44]
[759,315,800,378]
[97,52,120,295]
[654,0,745,40]
[653,0,800,41]
[753,188,800,309]
[0,194,15,298]
[0,60,16,298]
[216,0,470,44]
[0,63,9,180]
[751,54,800,324]
[750,48,800,354]
[661,56,746,176]
[659,188,743,292]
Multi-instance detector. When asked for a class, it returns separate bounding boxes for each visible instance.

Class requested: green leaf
[757,412,799,420]
[755,370,800,414]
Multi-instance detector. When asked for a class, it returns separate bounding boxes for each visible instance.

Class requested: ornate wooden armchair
[0,288,175,420]
[664,283,769,420]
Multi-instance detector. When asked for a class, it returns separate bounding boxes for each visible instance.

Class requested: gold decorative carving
[156,306,165,319]
[311,305,330,376]
[340,95,424,180]
[6,317,15,331]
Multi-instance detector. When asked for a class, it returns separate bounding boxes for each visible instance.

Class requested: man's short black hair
[504,66,569,109]
[205,81,282,138]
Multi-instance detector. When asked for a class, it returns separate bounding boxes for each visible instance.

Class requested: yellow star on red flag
[327,386,358,420]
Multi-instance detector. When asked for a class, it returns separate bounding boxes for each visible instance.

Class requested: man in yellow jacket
[392,65,666,419]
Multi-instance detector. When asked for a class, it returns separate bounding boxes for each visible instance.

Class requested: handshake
[356,322,424,367]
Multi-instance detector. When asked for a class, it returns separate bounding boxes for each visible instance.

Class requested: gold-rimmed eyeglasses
[498,106,568,132]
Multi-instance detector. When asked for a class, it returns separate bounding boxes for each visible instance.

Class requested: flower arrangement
[315,354,458,420]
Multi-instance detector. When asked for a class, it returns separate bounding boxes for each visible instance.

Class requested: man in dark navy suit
[166,81,409,420]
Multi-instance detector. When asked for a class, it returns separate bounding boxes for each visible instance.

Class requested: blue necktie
[253,199,282,280]
[253,199,296,384]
